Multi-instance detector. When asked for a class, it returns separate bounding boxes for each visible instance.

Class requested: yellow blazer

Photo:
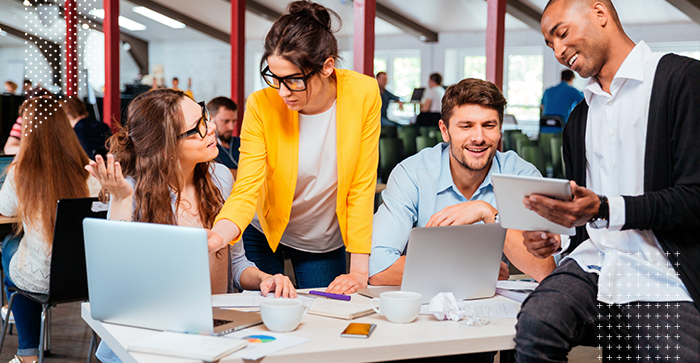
[215,68,380,254]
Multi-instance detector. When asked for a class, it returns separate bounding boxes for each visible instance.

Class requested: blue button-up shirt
[369,143,541,277]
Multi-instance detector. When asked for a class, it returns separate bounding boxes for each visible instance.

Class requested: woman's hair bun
[287,1,336,32]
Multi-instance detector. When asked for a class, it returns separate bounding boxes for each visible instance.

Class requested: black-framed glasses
[178,101,210,139]
[261,66,318,92]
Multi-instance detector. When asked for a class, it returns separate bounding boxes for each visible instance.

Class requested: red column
[104,0,120,129]
[231,0,245,136]
[486,0,506,90]
[353,0,375,77]
[65,0,78,97]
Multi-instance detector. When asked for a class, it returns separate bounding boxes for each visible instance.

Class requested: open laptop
[400,223,506,303]
[410,87,426,102]
[83,218,262,335]
[0,155,15,187]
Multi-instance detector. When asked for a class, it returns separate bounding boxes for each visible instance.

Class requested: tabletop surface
[82,290,520,363]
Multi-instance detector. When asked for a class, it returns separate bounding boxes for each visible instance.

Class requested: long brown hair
[14,97,91,241]
[105,89,224,228]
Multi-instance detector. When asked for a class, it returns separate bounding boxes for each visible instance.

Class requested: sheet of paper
[225,331,309,360]
[212,291,313,308]
[419,301,517,318]
[496,280,539,291]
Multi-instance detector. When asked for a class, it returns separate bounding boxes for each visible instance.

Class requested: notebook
[83,218,262,335]
[307,298,375,320]
[128,332,248,362]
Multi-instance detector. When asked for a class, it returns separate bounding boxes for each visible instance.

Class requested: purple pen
[309,290,352,301]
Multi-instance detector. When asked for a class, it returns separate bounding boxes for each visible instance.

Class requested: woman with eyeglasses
[85,89,295,298]
[208,1,380,294]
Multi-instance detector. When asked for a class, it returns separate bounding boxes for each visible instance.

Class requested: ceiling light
[132,6,185,29]
[89,9,147,31]
[81,23,90,29]
[0,29,6,37]
[23,0,31,6]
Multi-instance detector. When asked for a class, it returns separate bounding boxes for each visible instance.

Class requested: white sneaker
[1,305,15,324]
[8,355,36,363]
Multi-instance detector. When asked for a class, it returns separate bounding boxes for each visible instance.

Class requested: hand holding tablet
[492,174,576,235]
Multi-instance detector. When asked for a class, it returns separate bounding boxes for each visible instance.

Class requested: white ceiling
[0,0,695,46]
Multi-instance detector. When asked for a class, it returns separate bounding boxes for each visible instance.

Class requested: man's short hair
[429,73,442,86]
[207,97,238,118]
[441,78,507,127]
[375,71,386,79]
[561,70,575,82]
[172,77,179,82]
[61,96,89,119]
[23,79,32,86]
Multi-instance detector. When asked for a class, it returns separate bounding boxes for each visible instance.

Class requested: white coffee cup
[370,291,422,324]
[260,299,307,333]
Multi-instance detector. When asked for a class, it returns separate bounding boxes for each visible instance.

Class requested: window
[504,52,543,125]
[444,49,485,85]
[463,55,486,80]
[648,41,700,61]
[374,50,421,100]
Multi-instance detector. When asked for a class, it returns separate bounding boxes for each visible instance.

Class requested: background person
[376,71,403,126]
[540,69,584,123]
[417,72,445,127]
[3,81,17,95]
[61,96,112,160]
[206,97,240,178]
[0,97,101,363]
[3,88,54,155]
[208,1,381,294]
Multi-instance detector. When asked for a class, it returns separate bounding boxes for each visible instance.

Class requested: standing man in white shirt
[514,0,700,362]
[417,73,445,127]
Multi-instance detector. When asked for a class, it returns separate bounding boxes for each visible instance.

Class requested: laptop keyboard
[213,318,234,327]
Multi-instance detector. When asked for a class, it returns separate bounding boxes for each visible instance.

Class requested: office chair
[0,198,107,363]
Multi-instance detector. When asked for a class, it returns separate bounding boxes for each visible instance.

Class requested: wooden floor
[0,301,600,363]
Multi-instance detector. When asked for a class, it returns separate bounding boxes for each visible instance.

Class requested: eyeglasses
[178,101,209,139]
[261,66,318,92]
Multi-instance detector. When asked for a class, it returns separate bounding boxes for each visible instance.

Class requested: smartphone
[340,322,376,338]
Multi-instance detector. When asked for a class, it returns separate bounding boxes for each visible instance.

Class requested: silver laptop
[83,218,262,335]
[401,223,506,303]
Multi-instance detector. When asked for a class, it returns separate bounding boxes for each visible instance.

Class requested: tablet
[492,174,576,235]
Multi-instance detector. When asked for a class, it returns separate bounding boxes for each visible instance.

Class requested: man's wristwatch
[589,195,609,229]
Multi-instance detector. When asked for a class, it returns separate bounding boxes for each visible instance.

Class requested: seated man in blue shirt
[207,97,240,178]
[540,70,584,122]
[369,78,556,286]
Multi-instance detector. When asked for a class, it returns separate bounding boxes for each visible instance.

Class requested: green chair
[521,146,547,176]
[550,137,564,178]
[502,130,524,152]
[381,125,397,139]
[397,127,420,157]
[516,137,536,157]
[419,126,431,137]
[379,138,404,182]
[416,136,438,151]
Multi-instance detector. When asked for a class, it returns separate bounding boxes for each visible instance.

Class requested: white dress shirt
[563,42,692,304]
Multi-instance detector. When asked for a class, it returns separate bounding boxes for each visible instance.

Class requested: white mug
[370,291,422,324]
[260,299,307,333]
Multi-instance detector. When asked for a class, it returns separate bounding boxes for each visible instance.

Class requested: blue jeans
[515,259,700,362]
[2,233,42,357]
[242,225,347,289]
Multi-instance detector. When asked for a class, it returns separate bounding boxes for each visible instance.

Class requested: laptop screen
[410,88,426,102]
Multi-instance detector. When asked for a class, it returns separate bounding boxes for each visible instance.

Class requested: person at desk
[208,1,380,294]
[515,0,700,361]
[171,77,193,99]
[0,97,101,363]
[3,81,17,95]
[376,71,403,126]
[369,78,556,286]
[416,72,445,127]
[207,96,240,178]
[61,96,112,160]
[540,69,584,123]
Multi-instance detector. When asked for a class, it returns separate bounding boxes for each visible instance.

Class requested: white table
[82,294,520,363]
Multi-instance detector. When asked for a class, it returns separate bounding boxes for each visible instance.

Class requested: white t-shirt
[251,101,343,253]
[424,86,445,113]
[0,169,101,294]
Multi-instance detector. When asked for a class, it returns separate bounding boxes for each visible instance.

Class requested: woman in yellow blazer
[208,1,380,294]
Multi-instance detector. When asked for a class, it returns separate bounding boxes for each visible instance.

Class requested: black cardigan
[563,54,700,311]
